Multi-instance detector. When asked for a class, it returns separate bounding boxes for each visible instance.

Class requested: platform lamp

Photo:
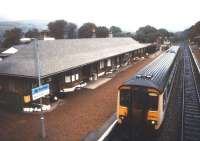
[20,38,46,140]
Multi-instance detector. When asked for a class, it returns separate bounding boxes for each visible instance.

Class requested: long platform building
[0,37,157,109]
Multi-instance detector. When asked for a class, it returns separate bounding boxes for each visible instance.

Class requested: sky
[0,0,200,32]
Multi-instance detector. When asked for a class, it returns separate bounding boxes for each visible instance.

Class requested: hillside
[0,20,48,41]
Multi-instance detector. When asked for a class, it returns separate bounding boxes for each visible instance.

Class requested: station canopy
[0,38,150,78]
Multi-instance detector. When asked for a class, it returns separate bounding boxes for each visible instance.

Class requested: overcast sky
[0,0,200,32]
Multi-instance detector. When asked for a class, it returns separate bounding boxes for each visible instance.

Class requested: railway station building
[0,37,157,110]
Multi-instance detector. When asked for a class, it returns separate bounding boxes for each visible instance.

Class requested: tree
[48,20,67,39]
[119,32,134,38]
[48,20,77,39]
[25,28,40,38]
[78,23,96,38]
[96,26,109,38]
[135,25,159,43]
[158,28,169,37]
[110,26,122,37]
[2,28,22,48]
[189,21,200,41]
[64,22,77,39]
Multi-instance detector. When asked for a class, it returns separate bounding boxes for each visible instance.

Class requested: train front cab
[117,85,163,130]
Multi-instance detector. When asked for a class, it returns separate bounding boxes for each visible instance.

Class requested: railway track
[181,45,200,141]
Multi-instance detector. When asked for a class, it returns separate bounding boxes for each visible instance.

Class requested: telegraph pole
[33,39,46,140]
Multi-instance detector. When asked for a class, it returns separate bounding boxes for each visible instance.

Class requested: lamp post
[20,38,46,140]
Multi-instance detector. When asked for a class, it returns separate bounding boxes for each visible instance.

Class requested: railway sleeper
[184,107,200,111]
[185,118,200,124]
[185,101,199,104]
[184,90,197,94]
[184,114,200,119]
[184,89,196,93]
[184,108,200,112]
[184,129,200,135]
[184,126,200,134]
[184,135,200,141]
[184,120,200,127]
[184,97,198,102]
[184,105,200,109]
[184,103,200,107]
[184,84,195,87]
[184,111,200,116]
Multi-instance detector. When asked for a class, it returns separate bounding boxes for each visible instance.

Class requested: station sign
[32,84,50,101]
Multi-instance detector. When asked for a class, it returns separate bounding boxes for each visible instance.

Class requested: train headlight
[119,115,125,120]
[151,120,156,124]
[147,120,157,129]
[118,118,122,124]
[118,115,125,124]
[150,120,157,125]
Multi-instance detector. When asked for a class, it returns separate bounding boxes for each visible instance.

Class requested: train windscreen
[148,93,158,111]
[132,89,147,109]
[132,90,158,111]
[120,89,130,107]
[120,87,158,111]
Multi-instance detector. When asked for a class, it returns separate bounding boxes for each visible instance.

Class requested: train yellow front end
[117,86,162,130]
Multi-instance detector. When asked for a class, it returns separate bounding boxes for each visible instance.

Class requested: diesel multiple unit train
[117,45,180,130]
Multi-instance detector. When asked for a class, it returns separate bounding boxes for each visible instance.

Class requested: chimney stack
[92,28,96,38]
[109,31,113,38]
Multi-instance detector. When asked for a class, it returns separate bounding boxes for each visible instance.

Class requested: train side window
[120,89,130,107]
[163,89,167,111]
[148,93,158,111]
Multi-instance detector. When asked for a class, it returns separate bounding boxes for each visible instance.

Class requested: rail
[181,47,185,141]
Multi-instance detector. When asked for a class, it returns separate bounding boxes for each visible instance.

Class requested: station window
[107,59,111,67]
[100,61,104,69]
[75,73,79,80]
[117,57,120,64]
[65,75,71,83]
[163,89,168,110]
[71,75,75,82]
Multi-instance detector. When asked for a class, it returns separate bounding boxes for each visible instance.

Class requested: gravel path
[0,55,159,141]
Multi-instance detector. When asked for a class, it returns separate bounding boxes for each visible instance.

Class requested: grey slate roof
[124,45,180,92]
[0,38,150,78]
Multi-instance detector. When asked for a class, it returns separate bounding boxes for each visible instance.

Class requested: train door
[130,87,148,127]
